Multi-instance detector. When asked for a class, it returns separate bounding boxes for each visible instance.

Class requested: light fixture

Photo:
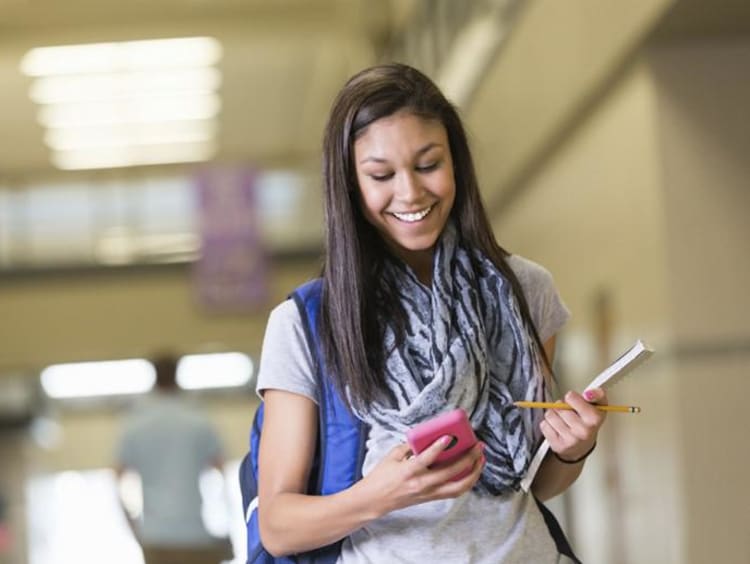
[52,140,217,171]
[20,37,222,76]
[37,94,221,129]
[29,67,221,105]
[176,352,253,390]
[44,120,218,152]
[40,359,155,399]
[19,37,222,171]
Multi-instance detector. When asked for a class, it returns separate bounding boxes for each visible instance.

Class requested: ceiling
[0,0,408,181]
[3,0,750,183]
[3,0,749,271]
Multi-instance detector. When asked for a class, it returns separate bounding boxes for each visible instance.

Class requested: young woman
[255,63,607,562]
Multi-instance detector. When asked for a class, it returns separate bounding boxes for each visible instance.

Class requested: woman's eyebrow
[358,142,443,164]
[358,155,388,164]
[415,142,441,157]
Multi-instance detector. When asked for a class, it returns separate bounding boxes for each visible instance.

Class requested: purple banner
[192,167,268,312]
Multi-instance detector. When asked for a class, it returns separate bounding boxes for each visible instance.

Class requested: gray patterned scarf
[355,223,546,495]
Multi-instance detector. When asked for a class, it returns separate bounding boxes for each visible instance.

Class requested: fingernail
[478,441,486,451]
[584,390,596,401]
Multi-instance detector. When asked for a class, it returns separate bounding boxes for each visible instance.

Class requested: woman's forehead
[353,112,447,154]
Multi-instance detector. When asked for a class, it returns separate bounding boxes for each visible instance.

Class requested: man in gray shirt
[116,353,231,564]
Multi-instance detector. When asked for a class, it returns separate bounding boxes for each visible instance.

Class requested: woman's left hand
[540,388,607,463]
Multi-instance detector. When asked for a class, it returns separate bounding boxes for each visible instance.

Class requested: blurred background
[1,0,749,562]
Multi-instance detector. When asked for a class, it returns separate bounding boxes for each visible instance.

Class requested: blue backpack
[239,279,580,564]
[239,279,368,564]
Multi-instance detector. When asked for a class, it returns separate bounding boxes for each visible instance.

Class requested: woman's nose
[394,171,422,202]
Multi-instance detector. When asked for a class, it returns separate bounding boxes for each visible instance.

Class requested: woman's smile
[389,203,435,223]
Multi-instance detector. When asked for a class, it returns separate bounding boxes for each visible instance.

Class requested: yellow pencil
[513,401,641,413]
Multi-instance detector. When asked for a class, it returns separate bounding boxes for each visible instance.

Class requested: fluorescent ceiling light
[38,94,220,128]
[29,68,221,104]
[20,37,222,77]
[44,119,218,151]
[21,37,222,171]
[177,352,253,390]
[40,359,155,399]
[51,140,217,170]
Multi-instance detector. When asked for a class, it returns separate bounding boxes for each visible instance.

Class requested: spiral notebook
[520,339,654,492]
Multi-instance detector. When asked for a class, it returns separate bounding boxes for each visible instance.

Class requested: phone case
[406,409,478,480]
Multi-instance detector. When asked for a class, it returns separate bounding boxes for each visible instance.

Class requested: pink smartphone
[406,409,478,481]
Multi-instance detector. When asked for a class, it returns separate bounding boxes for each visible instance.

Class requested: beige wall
[0,261,320,370]
[650,40,750,564]
[651,41,750,343]
[488,38,750,564]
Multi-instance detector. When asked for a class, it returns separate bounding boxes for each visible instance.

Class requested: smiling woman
[353,110,456,284]
[251,62,605,564]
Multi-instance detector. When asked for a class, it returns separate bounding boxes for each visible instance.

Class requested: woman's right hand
[258,390,484,556]
[359,437,485,516]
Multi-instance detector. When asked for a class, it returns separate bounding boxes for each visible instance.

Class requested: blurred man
[115,353,232,564]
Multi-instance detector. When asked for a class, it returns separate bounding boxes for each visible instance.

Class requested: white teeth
[391,206,432,222]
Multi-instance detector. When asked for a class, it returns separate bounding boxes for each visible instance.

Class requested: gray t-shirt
[256,255,570,563]
[117,393,224,546]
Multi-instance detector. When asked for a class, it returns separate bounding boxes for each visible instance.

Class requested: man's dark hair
[152,353,179,391]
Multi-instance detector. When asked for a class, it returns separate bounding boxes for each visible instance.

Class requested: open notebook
[520,339,654,492]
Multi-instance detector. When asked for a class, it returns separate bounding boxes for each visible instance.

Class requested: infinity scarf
[354,223,546,495]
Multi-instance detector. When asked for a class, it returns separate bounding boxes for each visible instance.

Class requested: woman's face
[353,110,455,275]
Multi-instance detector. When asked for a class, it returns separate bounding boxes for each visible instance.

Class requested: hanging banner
[192,167,268,312]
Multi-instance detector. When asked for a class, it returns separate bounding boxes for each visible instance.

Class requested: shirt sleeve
[256,298,319,404]
[508,255,570,342]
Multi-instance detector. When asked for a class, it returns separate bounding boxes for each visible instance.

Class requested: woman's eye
[416,162,439,173]
[370,173,394,182]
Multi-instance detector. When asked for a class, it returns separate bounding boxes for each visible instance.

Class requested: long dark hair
[320,63,550,411]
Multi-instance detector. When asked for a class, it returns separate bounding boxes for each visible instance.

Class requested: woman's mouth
[389,204,435,223]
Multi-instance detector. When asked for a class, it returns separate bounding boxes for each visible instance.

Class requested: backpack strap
[292,279,368,494]
[289,279,368,564]
[534,496,582,563]
[242,279,367,564]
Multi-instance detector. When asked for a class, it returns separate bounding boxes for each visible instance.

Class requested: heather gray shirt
[117,393,223,546]
[257,255,570,563]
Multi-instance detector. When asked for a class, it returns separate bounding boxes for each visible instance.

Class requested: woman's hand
[359,437,485,516]
[540,388,608,462]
